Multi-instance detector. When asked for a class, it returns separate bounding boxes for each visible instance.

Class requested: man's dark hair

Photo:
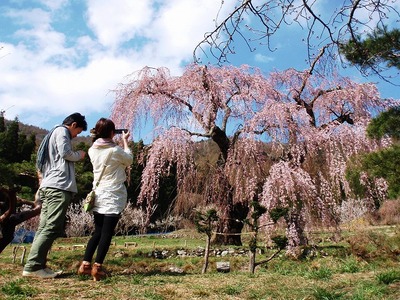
[62,113,87,131]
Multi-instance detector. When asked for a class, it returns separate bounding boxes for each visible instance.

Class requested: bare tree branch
[193,0,399,82]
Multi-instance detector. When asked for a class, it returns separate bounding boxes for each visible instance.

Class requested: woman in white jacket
[78,118,133,281]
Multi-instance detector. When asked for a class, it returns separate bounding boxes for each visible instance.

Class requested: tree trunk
[249,230,257,274]
[202,234,211,274]
[210,125,249,245]
[213,202,249,245]
[285,210,308,257]
[249,249,256,274]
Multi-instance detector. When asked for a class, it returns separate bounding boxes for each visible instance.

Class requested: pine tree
[340,26,400,73]
[364,107,400,199]
[0,117,37,188]
[0,111,5,132]
[2,118,19,162]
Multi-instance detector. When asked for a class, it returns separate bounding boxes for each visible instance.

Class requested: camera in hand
[115,129,128,134]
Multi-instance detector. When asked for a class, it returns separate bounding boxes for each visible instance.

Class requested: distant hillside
[5,119,92,146]
[17,122,48,140]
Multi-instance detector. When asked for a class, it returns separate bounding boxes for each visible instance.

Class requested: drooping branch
[111,63,396,248]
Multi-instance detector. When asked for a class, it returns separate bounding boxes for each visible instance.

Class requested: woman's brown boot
[91,262,107,281]
[77,261,91,276]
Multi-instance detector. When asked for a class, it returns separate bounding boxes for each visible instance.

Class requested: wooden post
[12,246,26,264]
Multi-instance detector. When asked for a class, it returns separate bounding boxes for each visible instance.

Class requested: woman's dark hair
[91,118,115,142]
[62,112,88,131]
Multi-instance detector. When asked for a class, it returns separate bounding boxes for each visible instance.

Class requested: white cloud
[6,0,397,134]
[86,0,154,49]
[254,53,274,64]
[147,0,225,61]
[0,41,145,126]
[5,7,51,27]
[1,0,234,129]
[39,0,68,11]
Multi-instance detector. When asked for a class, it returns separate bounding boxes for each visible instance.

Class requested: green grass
[340,256,361,273]
[351,281,389,300]
[0,227,398,300]
[1,278,38,299]
[307,266,333,280]
[219,283,244,296]
[313,287,345,300]
[376,269,400,285]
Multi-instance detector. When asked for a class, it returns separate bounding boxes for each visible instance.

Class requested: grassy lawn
[0,227,399,300]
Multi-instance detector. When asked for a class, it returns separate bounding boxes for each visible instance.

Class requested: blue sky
[1,0,399,142]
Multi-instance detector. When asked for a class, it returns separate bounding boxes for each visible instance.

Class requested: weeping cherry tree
[111,52,397,247]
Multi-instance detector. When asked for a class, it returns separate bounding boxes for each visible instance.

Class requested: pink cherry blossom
[111,62,398,247]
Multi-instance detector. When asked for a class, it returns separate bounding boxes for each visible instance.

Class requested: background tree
[0,117,36,190]
[194,207,219,274]
[0,110,6,132]
[247,203,287,274]
[340,26,400,77]
[126,140,145,207]
[0,118,35,164]
[0,118,20,163]
[111,56,397,248]
[194,0,399,82]
[347,107,400,200]
[366,107,400,140]
[73,142,93,203]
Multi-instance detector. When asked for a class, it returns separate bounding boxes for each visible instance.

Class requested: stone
[216,261,230,273]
